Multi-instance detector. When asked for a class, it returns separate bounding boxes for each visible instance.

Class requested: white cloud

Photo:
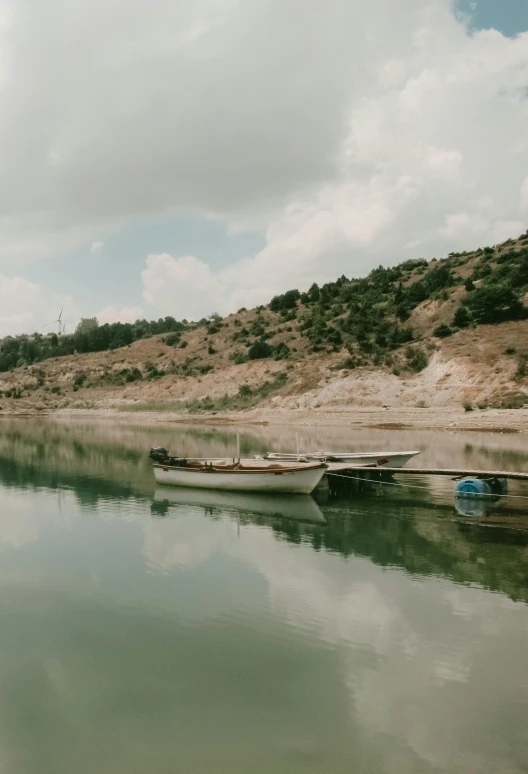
[97,305,144,325]
[520,177,528,212]
[439,212,489,239]
[424,146,463,180]
[132,9,527,320]
[0,0,526,320]
[1,0,427,263]
[90,241,103,254]
[491,219,526,243]
[142,254,228,320]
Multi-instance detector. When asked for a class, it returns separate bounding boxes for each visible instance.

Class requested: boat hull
[153,463,326,494]
[266,451,419,468]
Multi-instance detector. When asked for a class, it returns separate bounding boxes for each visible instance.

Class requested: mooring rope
[325,470,528,501]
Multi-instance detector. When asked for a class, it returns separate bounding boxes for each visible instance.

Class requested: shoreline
[1,405,527,433]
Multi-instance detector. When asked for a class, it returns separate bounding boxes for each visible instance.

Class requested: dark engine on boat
[149,447,189,467]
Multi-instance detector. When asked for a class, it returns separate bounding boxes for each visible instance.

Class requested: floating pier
[322,463,528,499]
[325,464,528,481]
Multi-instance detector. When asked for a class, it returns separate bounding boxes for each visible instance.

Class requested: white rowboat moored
[151,457,327,494]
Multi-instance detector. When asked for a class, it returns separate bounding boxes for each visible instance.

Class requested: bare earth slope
[1,236,528,431]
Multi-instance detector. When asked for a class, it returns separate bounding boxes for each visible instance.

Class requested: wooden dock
[325,464,528,481]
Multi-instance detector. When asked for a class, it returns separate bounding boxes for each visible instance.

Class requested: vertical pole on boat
[236,432,240,463]
[296,432,300,461]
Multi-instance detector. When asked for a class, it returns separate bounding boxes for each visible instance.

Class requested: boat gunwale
[266,450,420,459]
[152,462,327,475]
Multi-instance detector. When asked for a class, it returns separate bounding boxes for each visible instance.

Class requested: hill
[1,231,528,426]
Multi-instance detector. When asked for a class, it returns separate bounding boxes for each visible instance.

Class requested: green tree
[248,340,273,360]
[75,317,99,335]
[269,289,300,312]
[423,263,454,294]
[433,324,453,338]
[406,347,428,372]
[308,283,320,303]
[453,305,471,329]
[467,283,524,324]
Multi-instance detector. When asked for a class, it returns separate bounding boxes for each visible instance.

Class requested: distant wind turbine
[42,306,66,335]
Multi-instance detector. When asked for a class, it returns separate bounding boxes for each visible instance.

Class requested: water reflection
[0,420,527,603]
[137,496,528,773]
[0,419,527,773]
[144,489,528,605]
[153,486,326,523]
[454,495,491,518]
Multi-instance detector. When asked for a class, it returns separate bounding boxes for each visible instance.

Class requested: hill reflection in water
[0,418,527,773]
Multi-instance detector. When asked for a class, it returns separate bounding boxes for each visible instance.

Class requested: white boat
[154,487,326,523]
[266,450,420,468]
[151,457,327,494]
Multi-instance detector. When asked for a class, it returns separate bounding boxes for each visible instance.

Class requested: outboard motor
[149,447,169,464]
[149,447,189,467]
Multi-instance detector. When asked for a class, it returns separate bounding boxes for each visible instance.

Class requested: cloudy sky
[0,0,527,335]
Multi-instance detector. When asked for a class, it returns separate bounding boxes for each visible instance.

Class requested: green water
[0,419,527,773]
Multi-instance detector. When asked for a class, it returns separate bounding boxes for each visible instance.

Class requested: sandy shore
[2,405,527,433]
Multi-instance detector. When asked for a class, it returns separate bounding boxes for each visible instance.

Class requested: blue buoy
[455,478,492,497]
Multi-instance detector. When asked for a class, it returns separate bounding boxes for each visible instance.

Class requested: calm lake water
[0,418,527,773]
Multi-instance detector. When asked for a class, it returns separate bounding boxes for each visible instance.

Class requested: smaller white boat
[266,450,420,468]
[149,448,326,494]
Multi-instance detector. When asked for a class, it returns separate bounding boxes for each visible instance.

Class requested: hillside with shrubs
[1,231,528,415]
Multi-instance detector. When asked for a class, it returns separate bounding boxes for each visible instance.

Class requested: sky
[0,0,527,336]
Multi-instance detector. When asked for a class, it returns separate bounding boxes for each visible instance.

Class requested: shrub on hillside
[238,384,252,397]
[424,263,455,294]
[433,324,453,338]
[406,347,428,372]
[164,332,181,346]
[273,342,291,360]
[206,313,223,335]
[74,372,88,388]
[472,262,493,281]
[453,305,471,329]
[231,350,249,365]
[250,316,267,337]
[326,326,343,348]
[269,289,300,312]
[125,368,142,382]
[467,283,524,324]
[248,340,273,360]
[515,355,527,381]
